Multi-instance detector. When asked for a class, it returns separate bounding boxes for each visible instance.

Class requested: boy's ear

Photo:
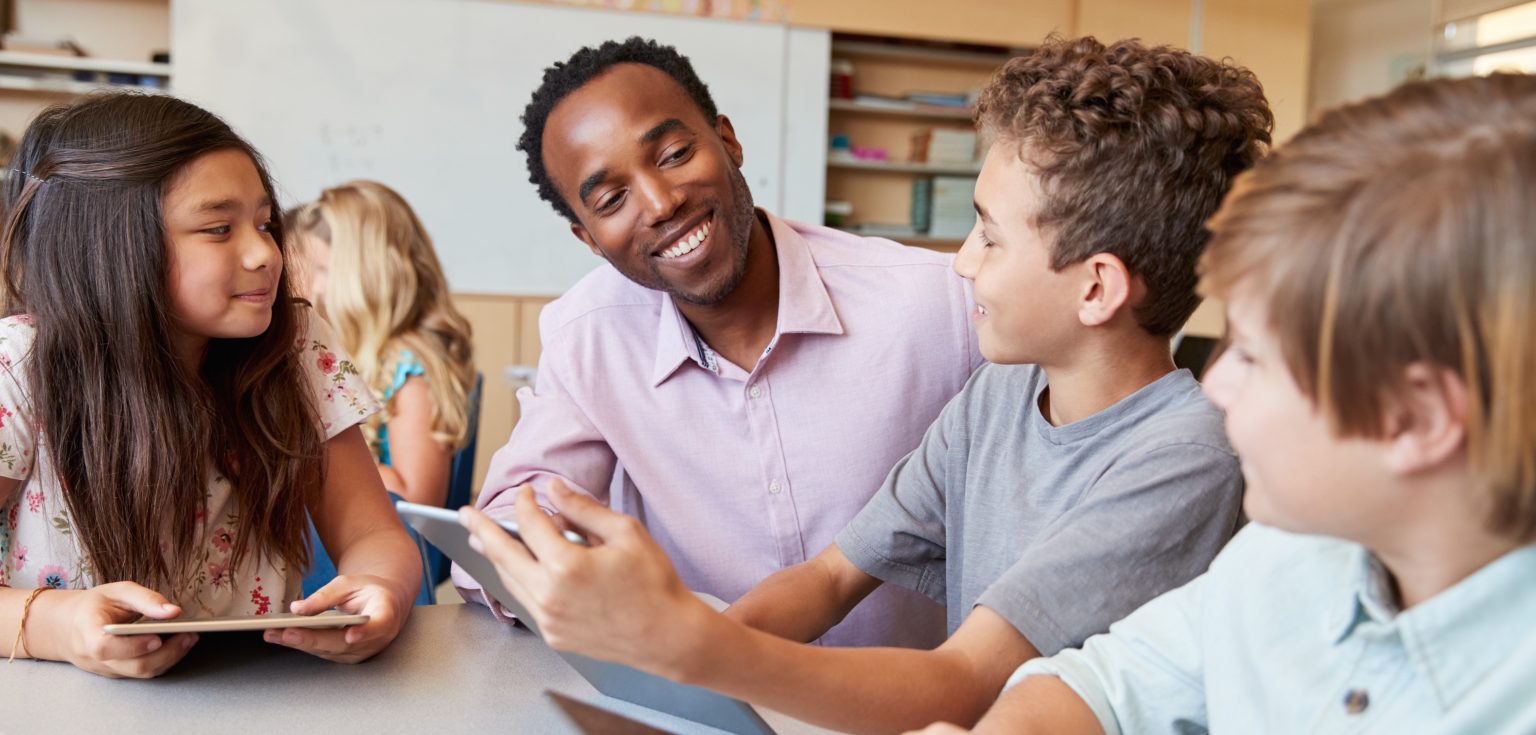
[1077,252,1136,327]
[1383,363,1469,476]
[571,222,603,259]
[715,115,745,168]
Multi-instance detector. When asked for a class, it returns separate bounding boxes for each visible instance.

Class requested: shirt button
[749,385,762,399]
[768,481,782,494]
[1343,689,1370,714]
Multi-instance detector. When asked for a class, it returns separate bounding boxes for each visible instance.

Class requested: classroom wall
[1309,0,1433,113]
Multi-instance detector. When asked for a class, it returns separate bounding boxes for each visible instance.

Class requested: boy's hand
[38,581,198,678]
[459,479,714,679]
[267,574,410,663]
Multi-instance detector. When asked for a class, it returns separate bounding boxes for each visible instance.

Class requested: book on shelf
[910,128,979,167]
[910,178,933,234]
[848,93,917,110]
[904,91,971,108]
[930,176,978,239]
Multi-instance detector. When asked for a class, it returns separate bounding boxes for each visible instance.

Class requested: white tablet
[396,500,776,735]
[103,610,369,635]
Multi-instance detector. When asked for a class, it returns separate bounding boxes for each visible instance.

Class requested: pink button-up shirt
[462,212,980,648]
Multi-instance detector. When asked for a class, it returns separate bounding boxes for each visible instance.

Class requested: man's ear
[571,221,602,258]
[1077,252,1134,327]
[1383,363,1469,476]
[715,115,745,168]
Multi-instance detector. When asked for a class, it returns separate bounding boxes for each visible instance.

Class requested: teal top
[376,349,425,467]
[1008,523,1536,734]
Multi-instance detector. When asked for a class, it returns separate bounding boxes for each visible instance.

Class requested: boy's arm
[465,487,1046,733]
[725,543,883,643]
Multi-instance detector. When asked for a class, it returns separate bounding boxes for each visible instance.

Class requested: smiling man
[454,37,980,648]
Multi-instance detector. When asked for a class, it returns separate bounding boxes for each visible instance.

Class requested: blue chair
[302,491,436,605]
[301,372,481,604]
[429,372,483,584]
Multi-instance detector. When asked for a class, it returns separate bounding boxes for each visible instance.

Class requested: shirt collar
[1329,539,1536,710]
[649,209,844,387]
[1329,545,1399,644]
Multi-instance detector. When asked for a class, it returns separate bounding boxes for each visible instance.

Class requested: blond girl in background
[289,182,475,511]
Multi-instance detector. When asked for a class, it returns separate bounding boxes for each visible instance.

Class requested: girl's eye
[203,225,231,236]
[258,220,275,234]
[978,232,995,248]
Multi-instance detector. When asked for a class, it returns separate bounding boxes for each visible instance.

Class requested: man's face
[543,63,756,306]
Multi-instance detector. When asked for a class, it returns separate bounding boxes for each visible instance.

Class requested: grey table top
[3,603,834,735]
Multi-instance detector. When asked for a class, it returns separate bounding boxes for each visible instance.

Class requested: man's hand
[459,478,715,679]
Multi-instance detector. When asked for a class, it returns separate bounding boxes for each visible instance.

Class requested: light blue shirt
[1007,523,1536,734]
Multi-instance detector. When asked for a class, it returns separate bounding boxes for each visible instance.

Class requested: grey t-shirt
[836,363,1243,656]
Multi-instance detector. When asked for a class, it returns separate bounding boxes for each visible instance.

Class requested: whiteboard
[171,0,828,295]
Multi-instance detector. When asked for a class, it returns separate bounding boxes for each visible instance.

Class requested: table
[4,603,835,735]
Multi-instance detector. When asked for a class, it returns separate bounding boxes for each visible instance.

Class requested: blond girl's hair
[290,181,474,451]
[1201,74,1536,541]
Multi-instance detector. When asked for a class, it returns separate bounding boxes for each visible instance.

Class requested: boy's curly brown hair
[976,36,1273,336]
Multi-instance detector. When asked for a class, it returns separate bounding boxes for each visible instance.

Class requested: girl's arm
[377,376,453,507]
[269,425,421,663]
[1,473,196,678]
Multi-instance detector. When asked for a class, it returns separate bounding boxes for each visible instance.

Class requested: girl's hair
[0,92,323,589]
[1201,74,1536,541]
[288,181,474,451]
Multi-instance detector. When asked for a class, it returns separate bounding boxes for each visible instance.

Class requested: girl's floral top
[0,308,379,616]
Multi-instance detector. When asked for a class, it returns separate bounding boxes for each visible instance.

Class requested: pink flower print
[37,565,68,589]
[11,315,32,326]
[25,489,42,513]
[207,560,232,590]
[317,351,338,374]
[0,405,12,429]
[211,526,234,554]
[11,543,26,572]
[5,504,17,531]
[250,576,271,615]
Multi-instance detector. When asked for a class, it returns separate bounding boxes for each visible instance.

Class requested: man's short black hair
[519,37,721,224]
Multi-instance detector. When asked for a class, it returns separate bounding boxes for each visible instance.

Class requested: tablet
[103,610,369,635]
[396,501,590,547]
[395,500,776,735]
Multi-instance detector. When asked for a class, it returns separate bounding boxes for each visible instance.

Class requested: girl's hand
[35,581,198,679]
[264,574,409,663]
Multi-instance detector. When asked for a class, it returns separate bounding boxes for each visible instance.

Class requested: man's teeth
[659,221,711,259]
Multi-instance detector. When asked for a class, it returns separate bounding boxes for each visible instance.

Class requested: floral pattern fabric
[0,308,378,615]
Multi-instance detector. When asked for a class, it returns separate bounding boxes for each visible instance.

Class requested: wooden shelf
[833,228,964,252]
[0,51,171,77]
[828,98,974,120]
[0,75,166,95]
[828,158,980,176]
[832,40,1017,66]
